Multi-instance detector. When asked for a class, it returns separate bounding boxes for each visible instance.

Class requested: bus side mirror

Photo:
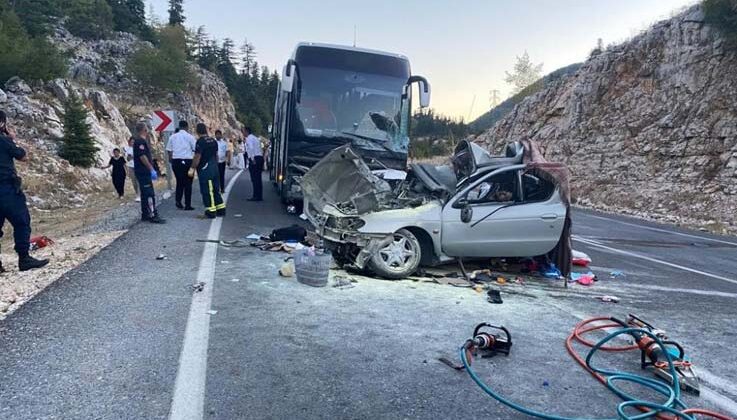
[281,61,296,93]
[408,75,431,108]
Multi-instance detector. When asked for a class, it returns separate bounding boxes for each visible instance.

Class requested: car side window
[466,171,519,204]
[522,170,555,202]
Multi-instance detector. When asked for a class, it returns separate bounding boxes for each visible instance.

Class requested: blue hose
[459,327,695,420]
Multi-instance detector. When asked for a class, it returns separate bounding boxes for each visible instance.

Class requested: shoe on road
[247,198,262,202]
[216,209,226,217]
[147,216,167,224]
[176,202,184,209]
[204,211,216,219]
[184,206,195,211]
[135,196,141,202]
[19,255,50,272]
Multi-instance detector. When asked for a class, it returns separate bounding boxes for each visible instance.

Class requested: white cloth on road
[166,131,196,159]
[245,134,262,158]
[216,139,228,163]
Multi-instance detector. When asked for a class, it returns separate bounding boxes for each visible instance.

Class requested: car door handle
[541,214,558,221]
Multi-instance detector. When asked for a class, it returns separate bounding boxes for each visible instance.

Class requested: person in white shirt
[214,130,230,194]
[244,126,264,201]
[166,120,197,210]
[123,137,140,201]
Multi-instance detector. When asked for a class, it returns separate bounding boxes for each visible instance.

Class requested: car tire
[368,229,421,280]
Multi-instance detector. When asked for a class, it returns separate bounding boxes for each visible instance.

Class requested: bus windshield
[294,65,411,154]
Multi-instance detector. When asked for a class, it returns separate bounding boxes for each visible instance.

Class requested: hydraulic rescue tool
[439,323,512,370]
[614,313,700,395]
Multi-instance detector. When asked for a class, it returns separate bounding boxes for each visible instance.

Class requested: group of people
[0,109,267,273]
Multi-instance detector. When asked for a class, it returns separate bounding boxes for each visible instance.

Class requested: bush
[66,0,114,40]
[60,93,99,168]
[0,6,66,84]
[703,0,737,47]
[126,25,197,93]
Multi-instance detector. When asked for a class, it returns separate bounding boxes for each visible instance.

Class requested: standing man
[215,130,230,194]
[188,123,225,219]
[124,137,140,202]
[0,110,49,272]
[166,120,196,210]
[133,122,165,224]
[244,127,264,202]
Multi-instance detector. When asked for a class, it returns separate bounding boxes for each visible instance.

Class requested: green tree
[106,0,152,39]
[0,2,65,84]
[504,51,544,95]
[66,0,114,40]
[703,0,737,47]
[167,0,184,25]
[60,93,99,168]
[126,24,196,94]
[10,0,61,36]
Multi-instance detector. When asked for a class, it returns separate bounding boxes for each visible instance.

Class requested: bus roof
[292,42,409,62]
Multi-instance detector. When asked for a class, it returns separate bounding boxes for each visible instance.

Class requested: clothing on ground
[166,131,196,160]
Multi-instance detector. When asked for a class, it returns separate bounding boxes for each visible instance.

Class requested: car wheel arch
[402,226,436,266]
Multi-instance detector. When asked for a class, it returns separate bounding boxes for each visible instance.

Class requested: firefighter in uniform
[0,111,49,272]
[188,123,225,219]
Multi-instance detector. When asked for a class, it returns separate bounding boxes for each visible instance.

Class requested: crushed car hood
[300,145,393,216]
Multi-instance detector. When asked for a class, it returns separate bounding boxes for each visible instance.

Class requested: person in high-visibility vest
[188,123,225,219]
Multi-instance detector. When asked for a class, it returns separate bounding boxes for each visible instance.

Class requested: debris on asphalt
[540,263,562,279]
[610,270,626,279]
[219,239,250,248]
[30,235,54,251]
[220,260,229,264]
[191,282,205,293]
[245,233,261,240]
[230,278,240,282]
[294,248,331,287]
[206,310,218,315]
[570,271,596,286]
[162,191,172,200]
[269,224,307,242]
[487,289,503,304]
[496,276,507,285]
[594,295,620,303]
[332,276,355,289]
[156,253,167,260]
[299,213,308,220]
[279,261,295,277]
[234,214,243,218]
[571,250,592,267]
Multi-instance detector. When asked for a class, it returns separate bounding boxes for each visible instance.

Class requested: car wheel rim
[378,233,417,272]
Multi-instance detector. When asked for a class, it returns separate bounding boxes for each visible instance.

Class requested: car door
[441,166,565,257]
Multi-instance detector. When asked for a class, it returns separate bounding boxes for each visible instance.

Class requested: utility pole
[353,25,357,47]
[467,94,476,122]
[489,89,501,110]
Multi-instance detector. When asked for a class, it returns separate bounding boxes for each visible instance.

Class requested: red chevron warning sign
[152,110,175,132]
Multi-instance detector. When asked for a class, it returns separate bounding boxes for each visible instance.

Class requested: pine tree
[168,0,184,25]
[239,39,256,74]
[504,51,544,95]
[60,93,99,168]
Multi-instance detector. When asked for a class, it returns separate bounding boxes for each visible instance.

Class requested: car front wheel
[368,229,421,279]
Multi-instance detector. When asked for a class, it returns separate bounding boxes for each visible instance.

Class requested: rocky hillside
[0,27,241,210]
[476,5,737,233]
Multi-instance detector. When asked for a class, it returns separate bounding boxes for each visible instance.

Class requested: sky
[148,0,697,121]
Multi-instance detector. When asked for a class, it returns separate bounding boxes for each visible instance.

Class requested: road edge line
[168,170,242,420]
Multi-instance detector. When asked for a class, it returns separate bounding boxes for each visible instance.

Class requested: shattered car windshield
[295,66,410,153]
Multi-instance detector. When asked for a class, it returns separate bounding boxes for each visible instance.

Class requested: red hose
[567,317,734,420]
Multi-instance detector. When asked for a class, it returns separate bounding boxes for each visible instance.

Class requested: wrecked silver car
[302,140,569,279]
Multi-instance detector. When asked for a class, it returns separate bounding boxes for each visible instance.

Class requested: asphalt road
[1,170,736,419]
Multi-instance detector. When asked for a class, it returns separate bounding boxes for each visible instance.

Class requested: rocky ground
[476,4,737,235]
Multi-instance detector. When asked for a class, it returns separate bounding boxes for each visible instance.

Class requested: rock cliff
[0,28,241,210]
[476,5,737,233]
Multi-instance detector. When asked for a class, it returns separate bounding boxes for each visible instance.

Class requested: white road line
[572,235,737,286]
[582,214,737,246]
[169,170,242,420]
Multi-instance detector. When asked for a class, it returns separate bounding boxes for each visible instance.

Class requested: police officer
[188,123,225,219]
[0,111,49,272]
[132,122,165,224]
